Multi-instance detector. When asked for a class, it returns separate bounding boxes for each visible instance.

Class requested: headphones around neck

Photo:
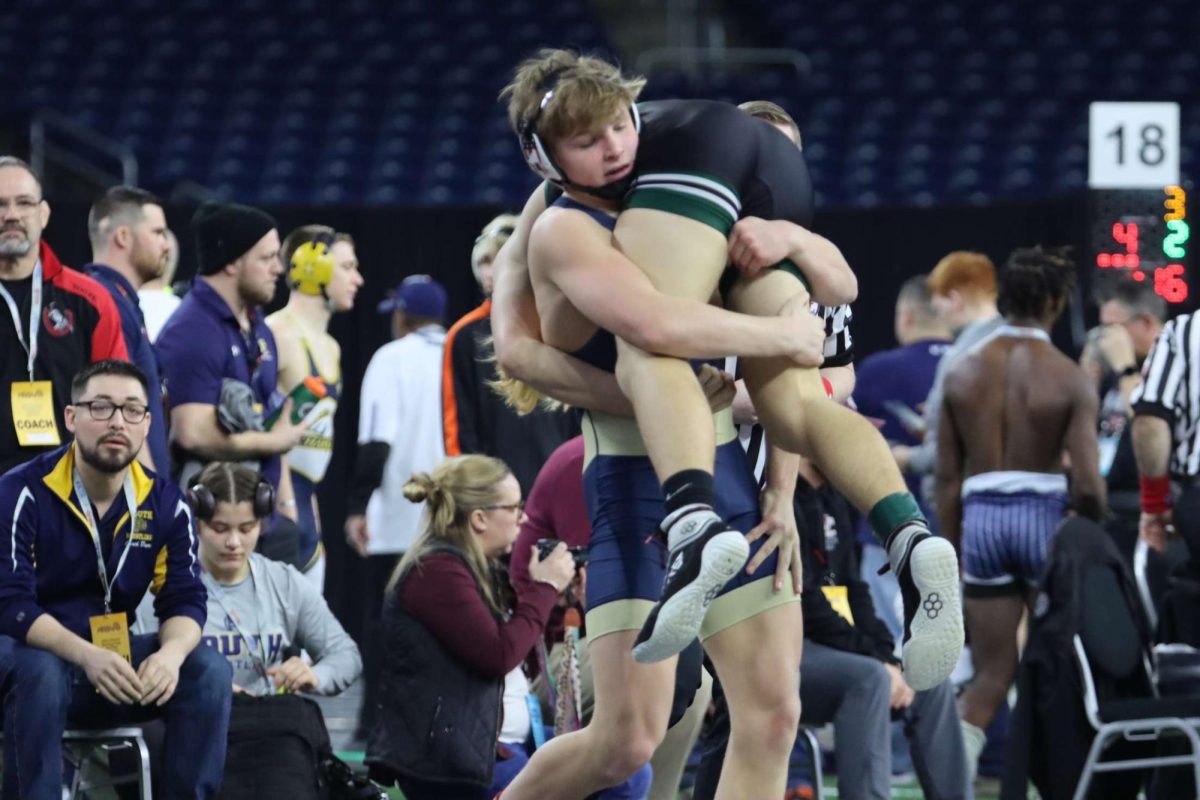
[288,232,336,298]
[518,68,641,186]
[186,478,276,522]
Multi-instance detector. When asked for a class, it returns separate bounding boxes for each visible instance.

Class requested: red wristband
[1140,474,1172,515]
[821,376,834,399]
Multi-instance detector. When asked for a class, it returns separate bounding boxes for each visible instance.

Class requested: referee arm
[1131,314,1188,552]
[1132,416,1173,482]
[1133,414,1174,554]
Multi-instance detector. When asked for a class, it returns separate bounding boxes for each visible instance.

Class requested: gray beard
[0,239,32,257]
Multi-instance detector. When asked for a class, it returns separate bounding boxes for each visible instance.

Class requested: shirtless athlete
[936,246,1105,773]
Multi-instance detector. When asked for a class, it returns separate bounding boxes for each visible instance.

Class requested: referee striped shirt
[1131,309,1200,477]
[727,303,855,485]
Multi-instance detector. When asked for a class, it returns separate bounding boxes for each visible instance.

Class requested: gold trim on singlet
[585,599,657,641]
[581,407,737,467]
[699,577,799,640]
[584,576,800,643]
[277,308,343,387]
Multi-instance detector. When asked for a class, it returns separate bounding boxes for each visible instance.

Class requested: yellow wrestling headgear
[288,233,336,297]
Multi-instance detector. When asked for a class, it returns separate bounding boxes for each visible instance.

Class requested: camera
[536,538,589,568]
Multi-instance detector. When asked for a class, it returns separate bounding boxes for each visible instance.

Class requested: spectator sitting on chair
[189,461,362,696]
[365,454,576,800]
[790,454,972,800]
[0,359,230,800]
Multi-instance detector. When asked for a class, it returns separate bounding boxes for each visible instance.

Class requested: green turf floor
[334,751,1008,800]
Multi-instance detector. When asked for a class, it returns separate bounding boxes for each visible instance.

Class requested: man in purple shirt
[83,186,172,475]
[155,202,306,506]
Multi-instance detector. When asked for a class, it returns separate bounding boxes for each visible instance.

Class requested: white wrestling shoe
[890,524,964,691]
[631,509,749,664]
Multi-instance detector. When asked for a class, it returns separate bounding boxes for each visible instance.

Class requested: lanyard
[72,467,138,614]
[206,563,272,690]
[0,260,43,380]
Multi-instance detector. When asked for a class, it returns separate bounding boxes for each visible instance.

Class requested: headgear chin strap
[571,172,636,202]
[288,232,336,299]
[518,68,641,193]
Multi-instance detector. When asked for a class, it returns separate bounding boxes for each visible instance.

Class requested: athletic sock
[961,720,987,784]
[662,469,716,516]
[868,492,925,546]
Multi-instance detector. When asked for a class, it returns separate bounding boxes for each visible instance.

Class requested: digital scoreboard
[1088,102,1189,305]
[1088,186,1189,303]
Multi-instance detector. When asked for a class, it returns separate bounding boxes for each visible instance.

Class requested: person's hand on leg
[746,487,801,593]
[82,645,144,705]
[884,663,915,710]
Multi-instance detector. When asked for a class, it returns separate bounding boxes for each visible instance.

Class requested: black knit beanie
[191,201,277,275]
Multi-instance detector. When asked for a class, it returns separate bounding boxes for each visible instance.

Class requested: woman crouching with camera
[365,455,576,800]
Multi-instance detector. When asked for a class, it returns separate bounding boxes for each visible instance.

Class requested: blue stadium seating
[5,0,1197,208]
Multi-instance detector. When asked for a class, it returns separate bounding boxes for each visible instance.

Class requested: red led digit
[1096,222,1140,269]
[1154,264,1189,303]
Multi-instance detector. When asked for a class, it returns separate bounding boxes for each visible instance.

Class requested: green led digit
[1164,219,1190,259]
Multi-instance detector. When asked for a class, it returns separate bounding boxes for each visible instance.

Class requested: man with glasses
[0,156,128,475]
[1082,279,1167,564]
[0,359,231,800]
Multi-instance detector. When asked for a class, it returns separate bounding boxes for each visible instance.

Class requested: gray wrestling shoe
[631,510,749,664]
[890,525,964,691]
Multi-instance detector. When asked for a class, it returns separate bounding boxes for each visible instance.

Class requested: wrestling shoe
[631,509,749,664]
[889,524,963,691]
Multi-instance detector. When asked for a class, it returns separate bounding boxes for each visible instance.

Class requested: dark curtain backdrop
[41,194,1096,638]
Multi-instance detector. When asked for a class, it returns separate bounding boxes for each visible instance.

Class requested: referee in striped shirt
[728,302,855,484]
[1131,308,1200,561]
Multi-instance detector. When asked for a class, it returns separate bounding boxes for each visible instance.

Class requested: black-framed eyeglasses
[480,500,525,514]
[76,400,149,424]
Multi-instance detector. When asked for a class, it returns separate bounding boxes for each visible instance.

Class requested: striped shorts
[960,471,1069,597]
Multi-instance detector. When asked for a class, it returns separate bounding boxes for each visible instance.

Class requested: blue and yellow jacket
[0,445,206,642]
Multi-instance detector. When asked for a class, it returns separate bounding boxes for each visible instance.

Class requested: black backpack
[218,694,386,800]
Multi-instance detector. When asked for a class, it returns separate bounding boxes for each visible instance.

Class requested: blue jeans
[0,633,232,800]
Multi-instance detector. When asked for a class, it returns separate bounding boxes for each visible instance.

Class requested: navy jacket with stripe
[0,444,206,642]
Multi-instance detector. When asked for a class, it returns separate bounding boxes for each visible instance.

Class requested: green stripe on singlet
[625,188,737,236]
